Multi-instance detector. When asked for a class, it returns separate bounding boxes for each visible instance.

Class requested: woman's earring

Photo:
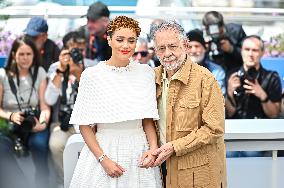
[107,36,111,46]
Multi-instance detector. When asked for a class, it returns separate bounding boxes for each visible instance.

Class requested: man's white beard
[160,53,186,71]
[189,53,205,64]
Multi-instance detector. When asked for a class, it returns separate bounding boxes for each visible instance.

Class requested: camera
[59,106,73,132]
[13,107,39,133]
[12,106,40,157]
[70,48,84,64]
[205,24,230,58]
[233,67,259,100]
[21,107,39,132]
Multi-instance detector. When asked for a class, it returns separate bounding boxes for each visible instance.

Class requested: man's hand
[59,48,83,80]
[59,49,71,72]
[220,38,233,53]
[151,142,174,167]
[227,72,241,98]
[243,79,268,101]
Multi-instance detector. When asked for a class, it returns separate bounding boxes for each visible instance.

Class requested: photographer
[202,11,247,73]
[45,31,97,187]
[226,35,282,119]
[186,29,226,95]
[0,36,51,187]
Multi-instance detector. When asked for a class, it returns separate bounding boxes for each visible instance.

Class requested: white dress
[69,61,162,188]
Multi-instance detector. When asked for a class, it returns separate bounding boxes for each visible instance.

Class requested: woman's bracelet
[9,112,14,122]
[98,154,107,163]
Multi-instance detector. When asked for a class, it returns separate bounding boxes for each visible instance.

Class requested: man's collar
[171,56,193,85]
[155,66,163,86]
[243,63,262,72]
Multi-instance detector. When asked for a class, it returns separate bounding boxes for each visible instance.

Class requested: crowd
[0,1,283,188]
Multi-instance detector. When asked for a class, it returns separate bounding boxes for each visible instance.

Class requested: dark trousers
[161,162,167,188]
[0,135,30,188]
[28,128,50,188]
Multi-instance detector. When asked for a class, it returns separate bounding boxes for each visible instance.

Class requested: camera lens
[70,48,83,64]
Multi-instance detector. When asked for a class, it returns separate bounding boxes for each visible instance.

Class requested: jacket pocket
[175,99,200,131]
[177,148,210,188]
[177,147,209,170]
[177,164,210,188]
[177,168,193,188]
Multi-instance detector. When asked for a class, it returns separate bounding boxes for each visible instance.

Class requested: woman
[69,16,162,187]
[0,36,50,187]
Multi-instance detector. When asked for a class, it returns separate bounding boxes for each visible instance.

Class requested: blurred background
[1,0,284,48]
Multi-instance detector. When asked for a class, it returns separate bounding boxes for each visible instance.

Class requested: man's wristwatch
[261,96,269,103]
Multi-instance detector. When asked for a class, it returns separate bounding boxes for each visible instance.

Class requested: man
[45,31,98,188]
[132,37,155,67]
[225,35,282,158]
[24,16,60,71]
[77,1,112,62]
[150,20,227,188]
[226,35,282,119]
[186,29,226,95]
[202,11,246,73]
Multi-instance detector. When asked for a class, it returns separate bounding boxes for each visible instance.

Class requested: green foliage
[0,118,12,138]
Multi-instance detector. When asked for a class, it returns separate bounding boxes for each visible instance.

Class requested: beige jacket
[155,59,227,188]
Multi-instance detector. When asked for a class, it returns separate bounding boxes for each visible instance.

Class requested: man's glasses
[156,44,179,53]
[133,51,149,57]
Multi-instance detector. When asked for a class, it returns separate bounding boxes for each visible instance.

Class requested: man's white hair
[149,20,187,44]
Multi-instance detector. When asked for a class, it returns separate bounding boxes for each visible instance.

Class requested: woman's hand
[10,112,24,125]
[100,157,125,178]
[139,150,156,168]
[32,117,46,132]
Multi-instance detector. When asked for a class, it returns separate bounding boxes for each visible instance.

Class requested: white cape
[69,61,159,125]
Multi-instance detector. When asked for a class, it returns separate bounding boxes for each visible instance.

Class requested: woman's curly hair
[107,16,141,37]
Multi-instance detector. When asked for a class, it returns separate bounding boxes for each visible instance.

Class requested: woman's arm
[139,118,159,168]
[0,83,24,124]
[80,125,125,178]
[142,118,158,151]
[44,76,61,106]
[80,125,104,159]
[0,83,12,120]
